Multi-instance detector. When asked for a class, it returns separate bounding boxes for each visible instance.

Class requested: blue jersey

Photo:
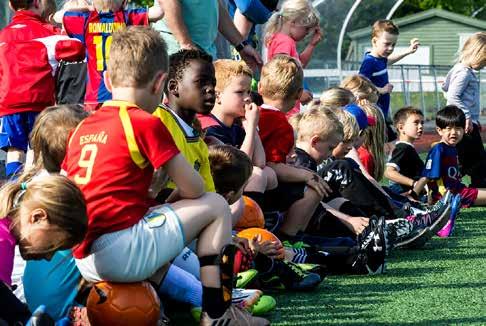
[422,142,464,197]
[359,52,390,118]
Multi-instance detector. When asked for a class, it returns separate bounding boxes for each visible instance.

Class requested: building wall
[353,17,482,65]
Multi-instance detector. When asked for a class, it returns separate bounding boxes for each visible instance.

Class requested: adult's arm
[233,9,253,40]
[160,0,197,50]
[217,0,262,70]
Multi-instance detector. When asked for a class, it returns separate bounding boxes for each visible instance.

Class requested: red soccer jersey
[63,100,179,258]
[258,104,295,164]
[63,9,148,108]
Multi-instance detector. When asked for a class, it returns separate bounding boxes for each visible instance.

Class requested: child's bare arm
[384,165,415,188]
[321,203,369,235]
[148,0,164,22]
[267,162,314,183]
[299,27,322,68]
[388,38,420,65]
[251,134,266,169]
[165,153,205,199]
[412,176,428,197]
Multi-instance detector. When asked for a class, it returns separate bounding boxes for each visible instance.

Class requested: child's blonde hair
[319,87,355,109]
[93,0,124,12]
[459,32,486,69]
[0,175,87,257]
[214,59,253,92]
[292,107,343,143]
[259,54,303,102]
[359,101,386,181]
[341,74,379,104]
[29,105,89,174]
[333,109,359,143]
[108,26,168,88]
[264,0,319,46]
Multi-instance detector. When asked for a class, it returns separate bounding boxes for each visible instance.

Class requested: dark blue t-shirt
[423,142,464,196]
[359,52,390,118]
[203,114,246,148]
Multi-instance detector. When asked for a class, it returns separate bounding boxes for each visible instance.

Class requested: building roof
[348,8,486,39]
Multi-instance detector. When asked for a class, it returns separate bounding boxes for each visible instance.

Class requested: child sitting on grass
[199,59,277,211]
[385,107,425,195]
[62,26,268,325]
[413,106,485,237]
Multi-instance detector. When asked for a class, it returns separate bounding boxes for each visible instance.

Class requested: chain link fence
[305,63,486,121]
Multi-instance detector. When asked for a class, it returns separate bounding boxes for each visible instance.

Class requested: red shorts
[458,186,478,208]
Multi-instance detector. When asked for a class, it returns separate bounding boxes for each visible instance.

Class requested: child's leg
[245,167,267,193]
[279,187,321,236]
[472,188,486,206]
[457,122,486,188]
[6,148,25,177]
[263,166,278,190]
[171,192,232,288]
[230,196,245,226]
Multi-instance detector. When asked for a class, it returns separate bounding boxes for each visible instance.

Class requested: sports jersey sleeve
[422,145,442,180]
[131,114,180,170]
[265,126,293,164]
[359,56,375,80]
[386,144,408,171]
[125,8,149,26]
[63,11,90,43]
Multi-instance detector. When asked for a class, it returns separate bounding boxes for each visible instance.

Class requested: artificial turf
[267,207,486,325]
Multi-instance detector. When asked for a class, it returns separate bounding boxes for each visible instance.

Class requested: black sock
[202,286,226,319]
[243,191,265,211]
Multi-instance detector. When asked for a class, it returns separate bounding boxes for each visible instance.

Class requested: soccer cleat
[358,216,387,273]
[259,260,321,291]
[231,288,263,310]
[235,269,258,289]
[250,295,277,315]
[296,263,328,279]
[437,194,461,238]
[200,304,270,326]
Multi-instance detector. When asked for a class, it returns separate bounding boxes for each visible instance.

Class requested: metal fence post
[432,65,440,113]
[418,65,426,119]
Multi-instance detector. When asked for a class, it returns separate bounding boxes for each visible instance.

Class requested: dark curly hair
[167,48,213,84]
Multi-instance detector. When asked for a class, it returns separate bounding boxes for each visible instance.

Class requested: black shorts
[264,182,306,212]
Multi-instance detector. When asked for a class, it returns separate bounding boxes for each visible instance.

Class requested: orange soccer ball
[235,196,265,231]
[86,281,160,326]
[237,227,285,260]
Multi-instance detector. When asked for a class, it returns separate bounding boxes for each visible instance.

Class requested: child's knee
[202,192,231,217]
[263,166,278,190]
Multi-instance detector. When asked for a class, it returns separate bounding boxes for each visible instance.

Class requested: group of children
[0,0,485,324]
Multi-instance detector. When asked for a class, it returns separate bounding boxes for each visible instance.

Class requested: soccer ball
[237,227,285,260]
[234,196,265,231]
[86,281,160,326]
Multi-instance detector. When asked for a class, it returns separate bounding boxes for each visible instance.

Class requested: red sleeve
[131,112,179,169]
[126,8,149,26]
[55,37,85,62]
[63,11,90,42]
[358,146,374,176]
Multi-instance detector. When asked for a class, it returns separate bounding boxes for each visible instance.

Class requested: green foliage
[396,0,486,18]
[128,0,154,7]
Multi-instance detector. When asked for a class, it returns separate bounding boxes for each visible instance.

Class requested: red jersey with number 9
[63,9,148,109]
[62,101,179,259]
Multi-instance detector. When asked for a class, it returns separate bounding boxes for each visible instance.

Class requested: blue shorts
[0,112,39,152]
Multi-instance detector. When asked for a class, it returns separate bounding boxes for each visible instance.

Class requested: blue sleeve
[422,145,442,179]
[234,0,272,24]
[359,57,375,79]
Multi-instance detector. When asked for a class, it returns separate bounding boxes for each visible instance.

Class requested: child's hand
[233,236,252,256]
[243,102,260,129]
[408,38,420,54]
[465,117,473,133]
[344,217,369,235]
[250,234,283,258]
[381,83,394,94]
[310,27,323,47]
[148,168,169,198]
[63,0,91,11]
[306,174,332,198]
[300,90,314,105]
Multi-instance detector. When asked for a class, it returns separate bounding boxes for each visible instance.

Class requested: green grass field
[265,207,486,325]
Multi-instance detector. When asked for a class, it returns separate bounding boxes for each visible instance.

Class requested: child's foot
[200,305,270,326]
[259,260,321,291]
[250,295,277,315]
[437,194,461,238]
[357,216,387,273]
[231,288,263,310]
